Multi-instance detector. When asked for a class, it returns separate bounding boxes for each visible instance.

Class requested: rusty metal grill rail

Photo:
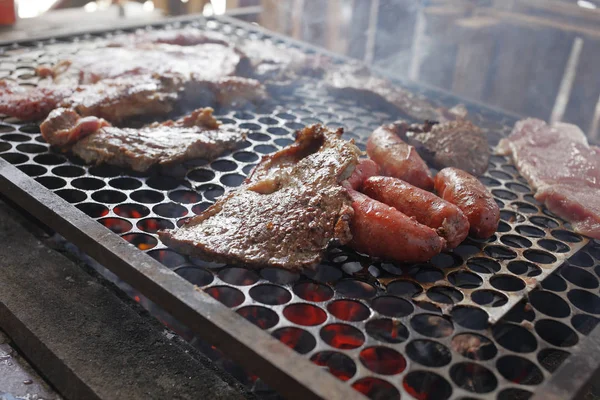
[1,15,600,400]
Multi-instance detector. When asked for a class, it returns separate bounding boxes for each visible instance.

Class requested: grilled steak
[108,27,230,47]
[41,107,246,172]
[159,125,360,270]
[497,118,600,238]
[401,120,490,176]
[0,80,73,121]
[325,65,465,122]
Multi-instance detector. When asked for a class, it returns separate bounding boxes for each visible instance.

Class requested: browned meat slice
[41,107,246,171]
[0,80,73,121]
[159,125,360,270]
[325,65,465,122]
[401,120,490,176]
[497,118,600,238]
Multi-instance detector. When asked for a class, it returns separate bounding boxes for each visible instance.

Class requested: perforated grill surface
[1,17,600,400]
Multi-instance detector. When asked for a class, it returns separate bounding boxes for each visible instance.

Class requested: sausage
[344,159,380,190]
[366,123,434,190]
[434,167,499,238]
[347,188,445,262]
[363,176,469,249]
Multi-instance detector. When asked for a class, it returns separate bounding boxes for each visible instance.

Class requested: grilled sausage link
[363,176,469,249]
[366,123,434,190]
[348,188,445,262]
[344,159,380,190]
[434,167,499,239]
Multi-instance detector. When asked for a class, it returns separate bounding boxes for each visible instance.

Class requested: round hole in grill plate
[484,245,517,259]
[114,203,150,218]
[538,239,570,253]
[56,189,86,203]
[493,323,537,353]
[311,351,356,382]
[153,202,188,218]
[529,215,559,229]
[365,319,409,344]
[0,125,13,133]
[497,355,544,385]
[371,296,413,318]
[1,133,29,142]
[320,323,365,349]
[403,371,451,400]
[267,127,288,136]
[0,142,11,152]
[471,289,508,307]
[204,286,245,308]
[147,249,186,268]
[304,264,342,283]
[34,153,66,165]
[108,177,141,190]
[18,124,40,134]
[130,189,164,204]
[197,184,224,201]
[387,280,423,297]
[453,244,480,258]
[121,233,157,250]
[410,314,453,338]
[36,176,66,190]
[146,176,182,190]
[561,266,598,289]
[552,229,582,243]
[16,143,46,153]
[258,117,278,125]
[242,164,255,175]
[283,303,327,326]
[71,177,105,190]
[175,266,213,287]
[500,235,532,248]
[528,290,570,318]
[492,189,517,200]
[451,333,497,361]
[413,301,442,313]
[76,202,108,218]
[479,176,501,186]
[359,346,406,375]
[490,275,526,291]
[571,314,599,335]
[18,164,46,176]
[512,202,538,214]
[500,210,525,223]
[467,257,500,274]
[254,144,277,154]
[507,260,542,277]
[497,388,533,400]
[515,225,545,238]
[249,284,291,305]
[569,251,594,268]
[191,202,212,215]
[237,306,279,329]
[430,253,462,269]
[98,217,132,234]
[248,132,270,141]
[293,281,333,302]
[261,268,299,284]
[541,273,568,292]
[497,220,511,232]
[52,165,85,177]
[328,300,370,321]
[188,168,215,183]
[91,189,126,204]
[568,289,600,314]
[406,339,451,367]
[169,190,202,204]
[524,249,556,264]
[412,266,444,283]
[272,327,316,354]
[353,378,400,400]
[450,362,497,393]
[537,348,570,373]
[137,218,174,233]
[426,286,463,304]
[218,267,259,286]
[274,138,294,147]
[233,151,259,163]
[220,173,245,187]
[451,306,488,330]
[506,182,530,193]
[448,271,483,289]
[334,279,376,299]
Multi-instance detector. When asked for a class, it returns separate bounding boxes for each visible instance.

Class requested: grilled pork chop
[325,65,466,122]
[497,118,600,238]
[401,120,490,176]
[159,125,361,270]
[41,107,246,172]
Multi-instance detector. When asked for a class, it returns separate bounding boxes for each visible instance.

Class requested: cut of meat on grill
[108,27,230,47]
[400,119,490,176]
[238,40,329,84]
[497,118,600,238]
[367,122,434,190]
[325,65,465,122]
[159,125,361,270]
[41,107,246,172]
[0,76,179,123]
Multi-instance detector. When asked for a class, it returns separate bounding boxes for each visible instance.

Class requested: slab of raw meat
[159,125,361,270]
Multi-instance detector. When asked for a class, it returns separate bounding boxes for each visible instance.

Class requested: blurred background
[1,0,600,139]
